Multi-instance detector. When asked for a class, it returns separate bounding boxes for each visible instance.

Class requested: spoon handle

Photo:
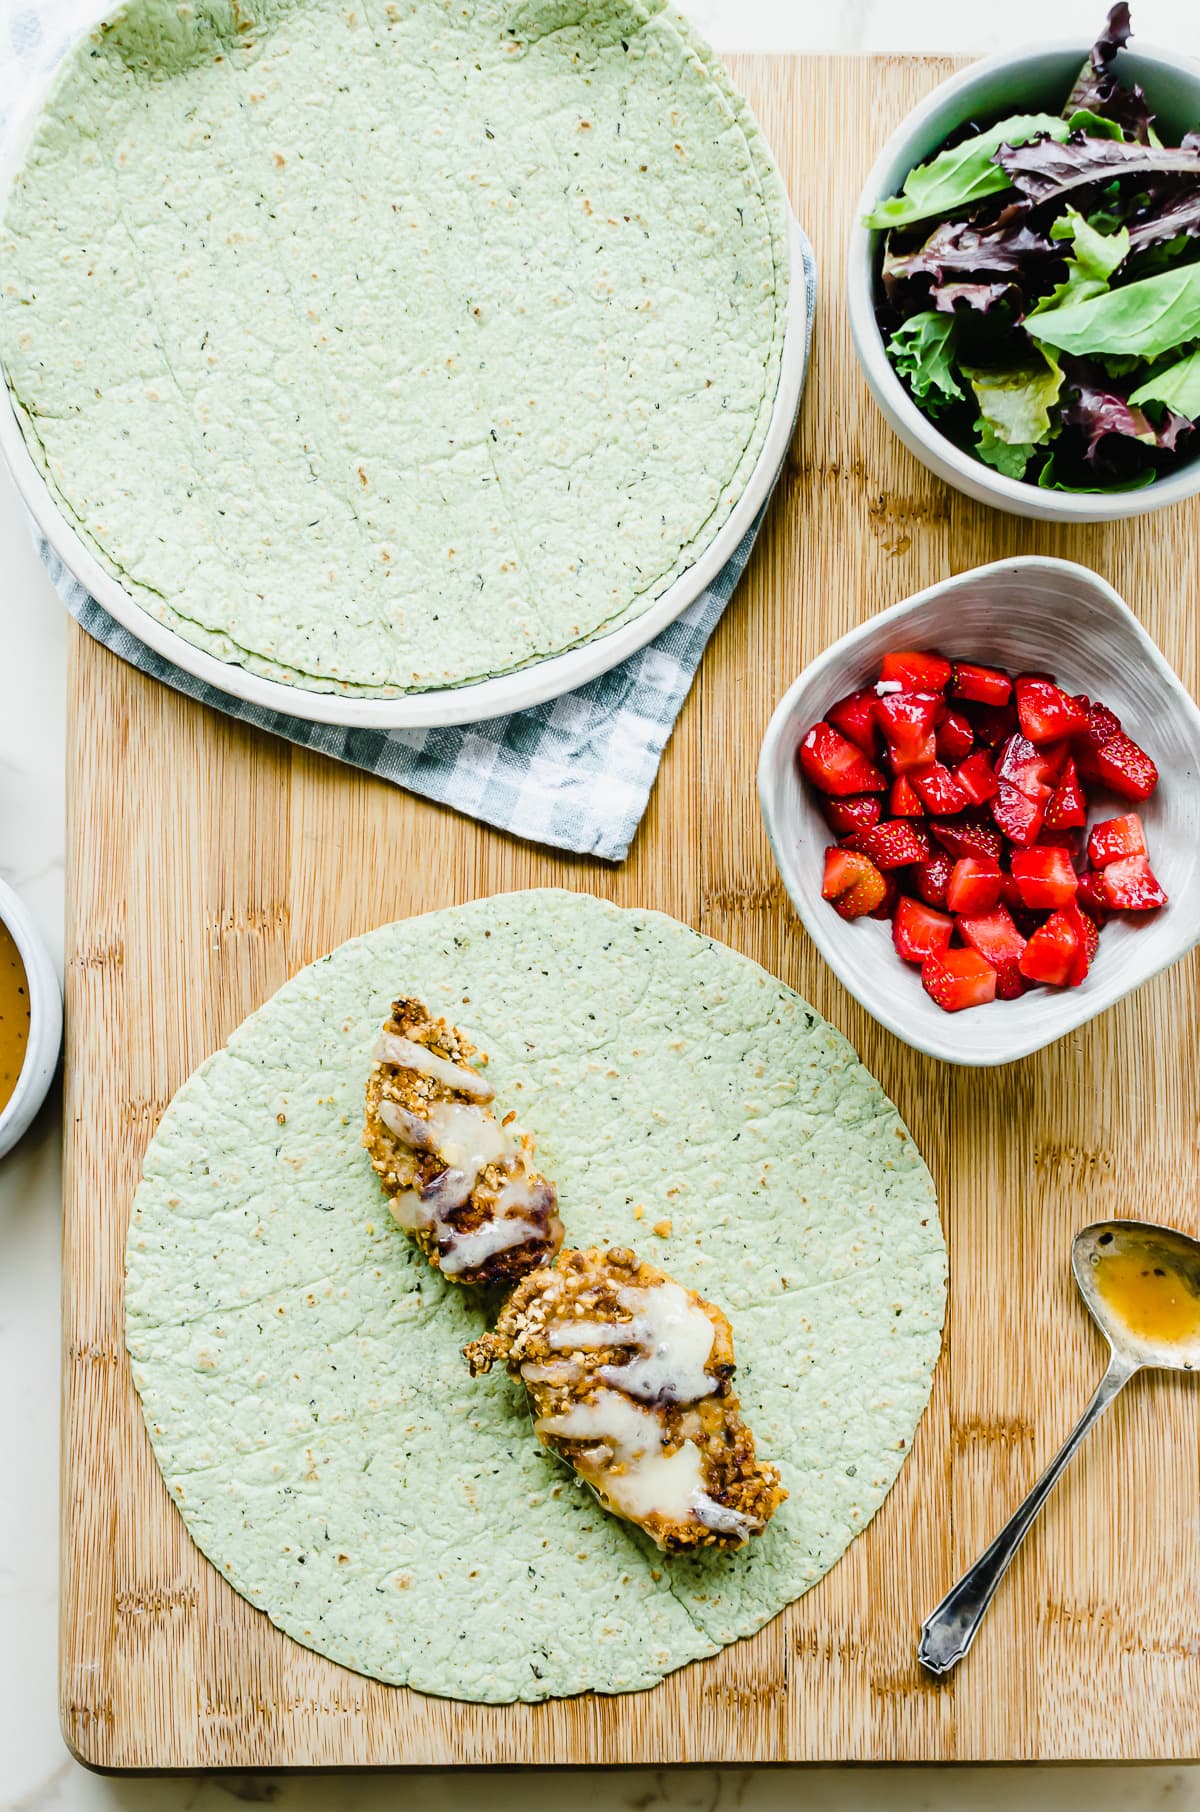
[918,1349,1138,1676]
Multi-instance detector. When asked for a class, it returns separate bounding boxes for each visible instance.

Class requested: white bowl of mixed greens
[848,6,1200,520]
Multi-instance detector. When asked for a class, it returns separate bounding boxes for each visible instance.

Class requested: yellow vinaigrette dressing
[0,922,30,1114]
[1093,1249,1200,1345]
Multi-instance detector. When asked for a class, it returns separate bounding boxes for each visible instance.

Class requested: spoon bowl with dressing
[919,1217,1200,1675]
[0,875,62,1160]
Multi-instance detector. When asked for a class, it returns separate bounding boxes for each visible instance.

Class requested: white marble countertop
[4,0,1200,1805]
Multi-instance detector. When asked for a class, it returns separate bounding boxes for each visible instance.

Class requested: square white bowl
[758,557,1200,1066]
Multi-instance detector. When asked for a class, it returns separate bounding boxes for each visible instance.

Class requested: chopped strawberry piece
[995,733,1064,801]
[1019,911,1082,987]
[914,851,954,910]
[890,773,924,817]
[1010,845,1079,910]
[822,794,883,836]
[936,709,975,765]
[910,762,971,816]
[954,749,999,807]
[893,896,954,964]
[1062,900,1099,986]
[821,847,887,920]
[952,661,1012,707]
[799,722,886,796]
[957,903,1028,998]
[848,819,930,870]
[991,780,1045,846]
[1100,852,1168,911]
[930,814,1004,864]
[1073,700,1125,783]
[869,874,902,920]
[876,692,941,773]
[827,688,880,757]
[1093,731,1159,802]
[921,946,998,1012]
[880,650,952,694]
[1015,676,1090,745]
[1087,811,1147,867]
[962,699,1019,747]
[1076,869,1110,923]
[1044,757,1087,829]
[946,857,1004,916]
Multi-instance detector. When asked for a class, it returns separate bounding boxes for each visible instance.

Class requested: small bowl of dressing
[0,875,62,1159]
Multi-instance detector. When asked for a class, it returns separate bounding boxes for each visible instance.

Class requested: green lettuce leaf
[962,351,1064,450]
[864,115,1071,229]
[886,312,963,412]
[1129,347,1200,416]
[1066,107,1125,141]
[1037,455,1156,492]
[1029,208,1129,315]
[976,421,1036,479]
[1028,261,1200,362]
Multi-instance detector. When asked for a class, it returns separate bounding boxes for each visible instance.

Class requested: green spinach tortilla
[126,892,945,1701]
[1,0,789,695]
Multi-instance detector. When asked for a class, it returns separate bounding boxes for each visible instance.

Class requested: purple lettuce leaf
[1063,3,1155,144]
[995,132,1200,207]
[931,280,1016,313]
[1061,362,1191,466]
[1125,187,1200,254]
[882,203,1055,294]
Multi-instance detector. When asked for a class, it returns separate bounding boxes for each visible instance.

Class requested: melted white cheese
[388,1190,436,1233]
[425,1099,510,1180]
[691,1491,760,1539]
[535,1389,708,1525]
[548,1281,716,1405]
[438,1215,541,1276]
[374,1032,494,1102]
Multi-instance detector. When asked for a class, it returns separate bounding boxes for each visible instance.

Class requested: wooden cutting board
[62,51,1200,1769]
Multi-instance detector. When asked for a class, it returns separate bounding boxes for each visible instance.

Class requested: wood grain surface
[62,52,1200,1769]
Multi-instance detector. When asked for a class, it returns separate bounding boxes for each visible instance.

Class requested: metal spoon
[919,1217,1200,1676]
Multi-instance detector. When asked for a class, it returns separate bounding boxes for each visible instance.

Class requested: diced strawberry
[952,661,1012,707]
[921,946,998,1012]
[1100,852,1168,911]
[991,780,1045,846]
[1019,911,1081,987]
[1010,845,1079,910]
[822,847,887,920]
[930,814,1004,864]
[910,762,971,816]
[957,903,1028,995]
[880,650,952,694]
[1044,757,1087,830]
[849,819,930,870]
[1087,811,1147,867]
[822,795,883,837]
[1073,700,1125,783]
[946,857,1004,916]
[1037,827,1083,857]
[890,773,924,818]
[1062,900,1099,986]
[799,722,886,796]
[876,693,941,773]
[893,896,954,964]
[954,749,999,807]
[936,709,975,765]
[1093,732,1158,802]
[869,874,902,920]
[995,733,1064,801]
[914,851,954,910]
[1076,869,1111,923]
[827,688,880,757]
[962,699,1019,747]
[1015,676,1090,745]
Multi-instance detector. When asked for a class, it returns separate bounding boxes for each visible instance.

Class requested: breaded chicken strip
[465,1246,785,1551]
[364,998,563,1288]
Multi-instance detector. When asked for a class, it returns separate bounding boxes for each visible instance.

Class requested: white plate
[0,37,809,731]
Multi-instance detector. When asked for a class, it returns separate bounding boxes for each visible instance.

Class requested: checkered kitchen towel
[3,1,815,862]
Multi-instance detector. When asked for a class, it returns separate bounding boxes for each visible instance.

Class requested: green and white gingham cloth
[3,0,815,862]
